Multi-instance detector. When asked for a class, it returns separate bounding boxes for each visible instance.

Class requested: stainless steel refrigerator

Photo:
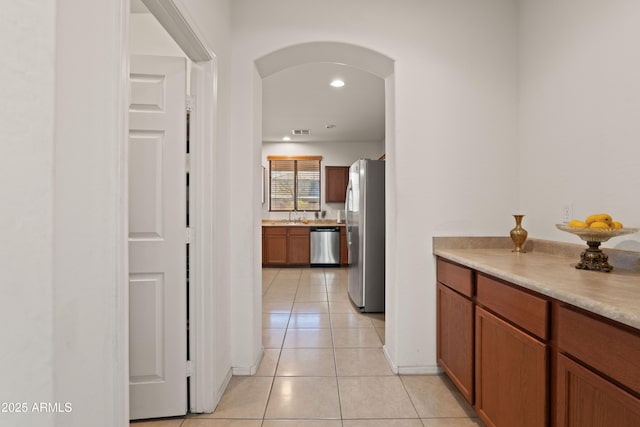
[345,159,385,312]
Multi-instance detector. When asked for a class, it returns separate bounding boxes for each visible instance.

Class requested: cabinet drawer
[437,258,474,298]
[265,227,287,236]
[476,274,548,340]
[557,305,640,395]
[288,227,309,236]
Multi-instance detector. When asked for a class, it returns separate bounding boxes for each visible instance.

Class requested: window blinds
[268,156,321,211]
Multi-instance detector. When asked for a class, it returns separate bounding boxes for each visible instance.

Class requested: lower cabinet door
[437,283,474,404]
[475,306,548,427]
[340,227,348,265]
[556,353,640,427]
[264,228,287,265]
[287,227,310,265]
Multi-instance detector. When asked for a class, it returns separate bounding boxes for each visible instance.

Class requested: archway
[254,41,397,369]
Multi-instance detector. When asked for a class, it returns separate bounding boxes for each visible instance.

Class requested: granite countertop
[262,220,345,227]
[433,237,640,330]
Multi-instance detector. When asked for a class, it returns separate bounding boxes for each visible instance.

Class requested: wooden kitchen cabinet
[325,166,350,203]
[475,274,548,427]
[436,255,640,427]
[340,227,348,265]
[556,354,640,427]
[436,259,475,404]
[262,226,310,266]
[263,227,287,265]
[555,305,640,427]
[287,227,310,265]
[476,306,548,427]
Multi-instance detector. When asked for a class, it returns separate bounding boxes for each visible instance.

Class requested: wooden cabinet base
[475,307,547,427]
[340,227,348,265]
[437,282,474,404]
[436,256,640,427]
[262,226,310,266]
[556,353,640,427]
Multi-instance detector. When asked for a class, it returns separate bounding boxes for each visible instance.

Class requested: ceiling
[131,1,385,144]
[262,62,385,143]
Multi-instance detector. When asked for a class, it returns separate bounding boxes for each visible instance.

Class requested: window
[269,155,321,211]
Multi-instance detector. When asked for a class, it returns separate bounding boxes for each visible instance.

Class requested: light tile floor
[132,267,484,427]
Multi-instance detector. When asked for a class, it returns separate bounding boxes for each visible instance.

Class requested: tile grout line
[260,268,301,423]
[325,268,346,425]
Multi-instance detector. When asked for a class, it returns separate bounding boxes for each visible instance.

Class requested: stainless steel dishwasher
[310,226,341,266]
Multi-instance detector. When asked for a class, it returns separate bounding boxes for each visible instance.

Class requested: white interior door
[129,55,187,420]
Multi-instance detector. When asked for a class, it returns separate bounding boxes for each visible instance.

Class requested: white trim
[383,345,441,375]
[117,0,131,423]
[232,347,264,376]
[126,0,219,415]
[382,344,398,374]
[397,365,443,375]
[188,59,218,413]
[215,368,233,407]
[141,0,213,61]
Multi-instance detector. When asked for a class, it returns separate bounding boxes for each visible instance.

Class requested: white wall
[1,1,233,425]
[178,0,234,400]
[0,3,56,426]
[130,13,186,56]
[54,0,130,425]
[261,140,384,219]
[519,0,640,251]
[230,0,519,373]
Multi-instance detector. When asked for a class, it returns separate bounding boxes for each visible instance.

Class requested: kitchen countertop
[262,220,345,227]
[433,237,640,330]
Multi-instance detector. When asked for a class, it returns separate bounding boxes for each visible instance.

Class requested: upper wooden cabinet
[325,166,350,203]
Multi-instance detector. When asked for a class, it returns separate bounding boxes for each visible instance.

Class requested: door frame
[120,0,218,416]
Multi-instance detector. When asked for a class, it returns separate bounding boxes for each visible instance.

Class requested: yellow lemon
[589,221,610,230]
[586,213,612,225]
[611,221,623,229]
[567,220,588,228]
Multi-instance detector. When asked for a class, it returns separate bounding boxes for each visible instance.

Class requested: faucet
[288,209,296,222]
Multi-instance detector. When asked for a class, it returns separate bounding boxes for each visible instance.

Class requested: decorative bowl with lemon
[556,213,638,272]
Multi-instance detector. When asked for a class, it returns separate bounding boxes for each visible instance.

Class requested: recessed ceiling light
[282,136,291,141]
[330,79,345,88]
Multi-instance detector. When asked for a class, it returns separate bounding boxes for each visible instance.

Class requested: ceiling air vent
[292,129,311,135]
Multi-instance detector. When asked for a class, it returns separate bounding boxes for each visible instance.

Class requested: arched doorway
[254,41,397,368]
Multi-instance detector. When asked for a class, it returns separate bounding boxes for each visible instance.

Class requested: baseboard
[214,367,232,408]
[397,364,442,375]
[231,347,264,376]
[382,345,443,375]
[382,345,399,374]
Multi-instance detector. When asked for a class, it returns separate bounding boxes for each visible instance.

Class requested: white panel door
[129,55,187,420]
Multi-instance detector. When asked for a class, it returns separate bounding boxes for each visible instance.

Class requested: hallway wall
[518,0,640,250]
[229,0,519,372]
[0,3,56,426]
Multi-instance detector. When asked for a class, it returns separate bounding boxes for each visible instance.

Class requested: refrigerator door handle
[345,180,353,263]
